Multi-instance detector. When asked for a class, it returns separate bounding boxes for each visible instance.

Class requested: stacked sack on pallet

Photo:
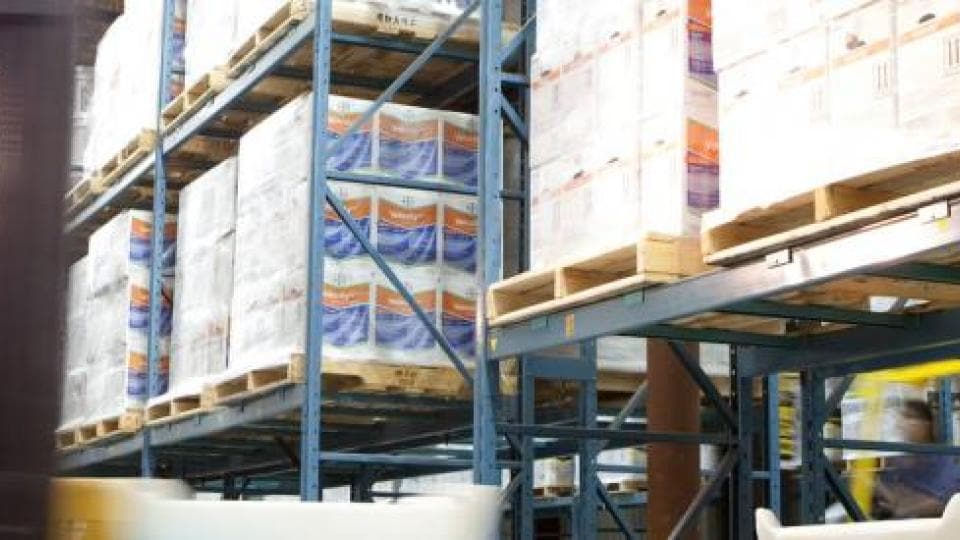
[710,0,960,215]
[82,0,187,178]
[226,91,479,383]
[60,211,176,429]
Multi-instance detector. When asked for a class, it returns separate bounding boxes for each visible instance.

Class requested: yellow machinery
[847,360,960,516]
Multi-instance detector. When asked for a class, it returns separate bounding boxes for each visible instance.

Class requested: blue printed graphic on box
[377,199,438,265]
[379,114,440,180]
[127,353,169,398]
[323,284,371,347]
[128,285,173,335]
[375,287,437,351]
[327,110,373,171]
[442,204,477,273]
[325,197,373,259]
[442,121,478,186]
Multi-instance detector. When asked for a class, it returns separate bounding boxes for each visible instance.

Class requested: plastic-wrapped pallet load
[86,211,177,422]
[164,158,237,402]
[597,447,646,488]
[60,257,92,430]
[529,0,718,270]
[709,0,960,215]
[82,0,186,177]
[230,91,478,376]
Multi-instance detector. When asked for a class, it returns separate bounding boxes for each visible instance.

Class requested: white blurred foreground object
[138,485,502,540]
[756,495,960,540]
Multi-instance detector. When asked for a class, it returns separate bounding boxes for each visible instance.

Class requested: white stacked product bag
[82,0,186,178]
[530,0,718,271]
[709,0,960,215]
[230,91,480,377]
[60,258,92,430]
[85,211,177,422]
[162,158,238,403]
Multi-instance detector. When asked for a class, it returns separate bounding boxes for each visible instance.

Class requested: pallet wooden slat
[703,149,960,265]
[227,0,313,78]
[89,129,157,193]
[488,234,706,326]
[533,485,575,499]
[145,394,205,426]
[64,178,93,215]
[161,68,232,133]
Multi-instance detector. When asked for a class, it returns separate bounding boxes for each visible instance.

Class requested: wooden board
[64,177,93,216]
[703,149,960,265]
[605,479,647,494]
[89,129,157,193]
[55,428,81,451]
[145,393,206,426]
[488,235,706,326]
[161,68,232,133]
[533,485,575,499]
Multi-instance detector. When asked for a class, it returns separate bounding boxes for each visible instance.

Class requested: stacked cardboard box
[227,91,480,381]
[530,0,719,270]
[62,211,176,426]
[711,0,960,214]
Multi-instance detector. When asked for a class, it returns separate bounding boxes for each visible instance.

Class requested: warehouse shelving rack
[61,1,960,538]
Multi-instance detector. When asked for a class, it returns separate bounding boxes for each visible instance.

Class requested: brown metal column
[646,339,701,540]
[0,3,74,539]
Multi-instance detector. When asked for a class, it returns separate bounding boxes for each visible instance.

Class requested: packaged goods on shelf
[440,194,477,274]
[536,340,730,375]
[60,257,92,430]
[165,159,237,401]
[529,0,718,270]
[597,448,646,486]
[85,211,177,421]
[439,269,477,362]
[230,92,478,375]
[711,0,960,215]
[534,457,577,489]
[82,0,186,177]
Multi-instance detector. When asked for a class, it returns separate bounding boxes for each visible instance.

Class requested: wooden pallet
[204,357,308,407]
[534,485,575,499]
[161,68,232,133]
[226,0,493,79]
[55,427,81,451]
[64,177,94,216]
[488,235,706,326]
[89,129,157,193]
[702,149,960,266]
[605,479,647,494]
[75,411,143,446]
[145,393,206,426]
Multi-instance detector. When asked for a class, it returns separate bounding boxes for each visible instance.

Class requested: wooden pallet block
[161,68,232,133]
[89,129,157,193]
[702,149,960,265]
[488,234,706,326]
[533,485,575,499]
[145,394,205,426]
[76,423,99,445]
[55,428,81,451]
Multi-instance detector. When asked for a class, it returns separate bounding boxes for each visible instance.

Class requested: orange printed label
[689,0,712,28]
[380,114,439,141]
[376,286,437,315]
[379,199,438,228]
[329,110,372,135]
[442,291,475,320]
[444,123,478,151]
[443,206,477,235]
[324,283,371,307]
[128,352,170,373]
[687,120,719,163]
[325,196,372,221]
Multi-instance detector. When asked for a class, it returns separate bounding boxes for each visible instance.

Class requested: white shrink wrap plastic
[165,158,237,401]
[61,257,92,429]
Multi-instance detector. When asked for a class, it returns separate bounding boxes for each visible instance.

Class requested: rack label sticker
[564,313,575,338]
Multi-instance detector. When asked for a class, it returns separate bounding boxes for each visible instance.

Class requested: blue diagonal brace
[501,99,528,142]
[667,341,737,430]
[597,481,639,540]
[823,459,867,522]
